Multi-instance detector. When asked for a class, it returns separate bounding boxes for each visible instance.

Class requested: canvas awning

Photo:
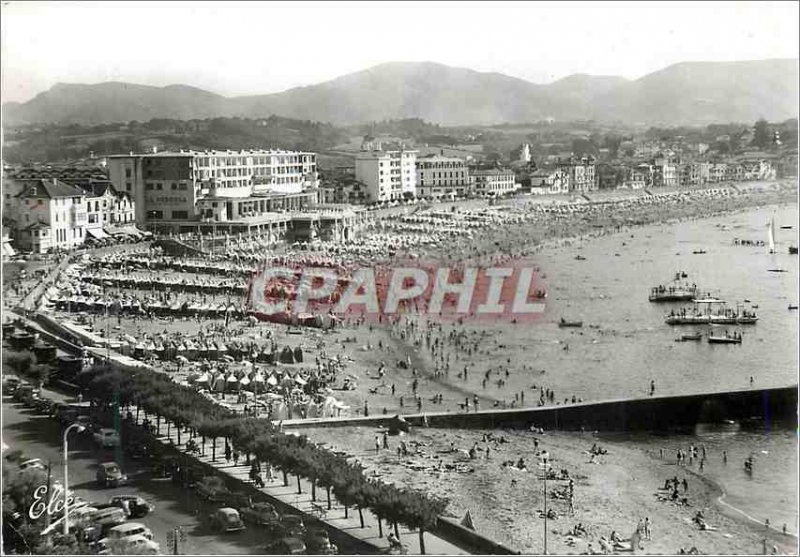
[86,228,109,240]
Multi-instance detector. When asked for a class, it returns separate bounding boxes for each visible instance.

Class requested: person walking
[644,517,651,540]
[375,435,381,453]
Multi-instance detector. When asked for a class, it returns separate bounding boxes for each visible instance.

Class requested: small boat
[558,318,583,328]
[780,225,793,230]
[675,332,702,342]
[767,269,788,273]
[574,255,586,261]
[692,250,707,255]
[789,246,798,255]
[789,305,798,311]
[708,334,742,344]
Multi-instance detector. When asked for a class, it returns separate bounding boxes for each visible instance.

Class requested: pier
[279,386,798,433]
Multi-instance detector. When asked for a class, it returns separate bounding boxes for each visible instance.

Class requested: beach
[298,424,798,556]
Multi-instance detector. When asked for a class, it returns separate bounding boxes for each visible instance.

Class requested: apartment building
[415,154,471,198]
[557,156,597,192]
[107,149,320,230]
[619,167,647,190]
[355,149,417,203]
[529,167,569,195]
[471,168,518,196]
[15,179,88,253]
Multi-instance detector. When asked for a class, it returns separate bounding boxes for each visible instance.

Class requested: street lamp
[541,454,550,555]
[63,423,86,535]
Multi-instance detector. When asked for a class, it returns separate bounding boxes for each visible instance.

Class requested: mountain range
[3,59,797,127]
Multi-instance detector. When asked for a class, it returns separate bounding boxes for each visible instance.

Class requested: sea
[529,202,799,536]
[466,202,798,536]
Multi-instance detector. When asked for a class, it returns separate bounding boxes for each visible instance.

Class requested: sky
[2,1,798,103]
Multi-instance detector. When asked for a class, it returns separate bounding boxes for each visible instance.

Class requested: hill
[3,59,797,126]
[592,59,799,125]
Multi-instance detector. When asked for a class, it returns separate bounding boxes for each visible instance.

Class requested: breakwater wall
[282,386,798,433]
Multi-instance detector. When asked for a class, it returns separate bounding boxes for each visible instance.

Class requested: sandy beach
[298,425,798,556]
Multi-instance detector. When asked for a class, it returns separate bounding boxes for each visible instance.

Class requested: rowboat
[558,318,583,328]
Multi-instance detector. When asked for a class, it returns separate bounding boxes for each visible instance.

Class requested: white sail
[768,216,776,253]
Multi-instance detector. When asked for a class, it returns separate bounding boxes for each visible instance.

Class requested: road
[2,393,273,555]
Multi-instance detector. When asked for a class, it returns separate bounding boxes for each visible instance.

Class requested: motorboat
[675,332,702,342]
[558,318,583,328]
[708,333,742,344]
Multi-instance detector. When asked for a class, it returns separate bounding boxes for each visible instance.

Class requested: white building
[415,155,471,198]
[471,168,518,196]
[355,149,417,203]
[529,167,569,195]
[15,179,88,253]
[107,149,319,230]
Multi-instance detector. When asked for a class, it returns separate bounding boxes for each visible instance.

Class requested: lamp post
[542,454,549,555]
[63,423,86,535]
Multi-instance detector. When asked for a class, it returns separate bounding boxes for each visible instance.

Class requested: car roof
[99,428,117,433]
[110,522,147,531]
[100,462,120,468]
[218,507,238,514]
[281,537,306,548]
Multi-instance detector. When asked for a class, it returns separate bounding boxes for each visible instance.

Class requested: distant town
[2,116,797,255]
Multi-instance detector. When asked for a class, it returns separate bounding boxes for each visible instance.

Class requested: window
[171,183,177,190]
[156,183,163,190]
[145,183,154,191]
[125,168,132,178]
[172,210,189,219]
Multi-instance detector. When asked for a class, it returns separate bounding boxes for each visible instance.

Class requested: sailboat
[768,215,776,254]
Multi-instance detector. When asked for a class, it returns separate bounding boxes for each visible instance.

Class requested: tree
[753,119,771,148]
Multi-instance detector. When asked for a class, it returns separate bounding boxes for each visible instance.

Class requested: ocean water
[505,202,799,400]
[603,428,799,537]
[460,202,798,536]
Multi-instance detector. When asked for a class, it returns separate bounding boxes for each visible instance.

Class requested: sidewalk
[140,411,468,555]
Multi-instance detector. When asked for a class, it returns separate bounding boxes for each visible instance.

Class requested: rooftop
[18,179,86,199]
[109,148,317,158]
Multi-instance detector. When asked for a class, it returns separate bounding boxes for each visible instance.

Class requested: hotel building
[354,149,417,203]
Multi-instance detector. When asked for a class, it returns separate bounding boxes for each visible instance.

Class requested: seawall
[280,386,799,432]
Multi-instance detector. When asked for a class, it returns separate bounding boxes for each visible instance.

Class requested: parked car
[75,415,94,433]
[13,384,40,405]
[305,527,338,554]
[33,397,56,415]
[265,536,307,555]
[237,501,281,528]
[195,476,231,502]
[89,506,128,530]
[109,495,154,518]
[101,522,153,542]
[208,507,246,533]
[3,376,22,395]
[279,514,307,537]
[93,428,121,448]
[19,458,46,471]
[97,534,160,556]
[96,462,127,488]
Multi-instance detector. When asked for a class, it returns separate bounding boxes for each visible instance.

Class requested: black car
[265,537,306,555]
[305,527,337,554]
[109,495,154,518]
